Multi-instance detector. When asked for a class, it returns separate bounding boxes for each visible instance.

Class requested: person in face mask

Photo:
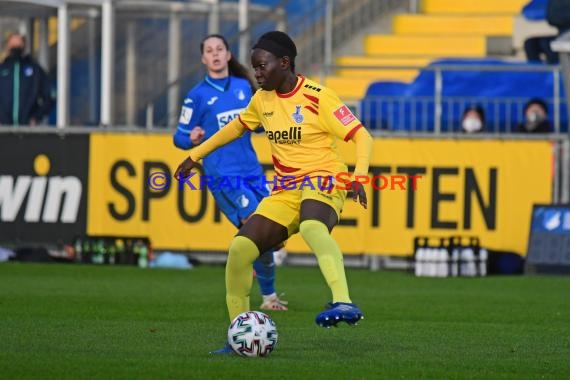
[0,33,54,126]
[517,98,552,133]
[460,105,485,133]
[7,38,24,60]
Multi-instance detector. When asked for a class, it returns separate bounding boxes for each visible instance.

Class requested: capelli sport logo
[0,154,82,223]
[265,126,302,145]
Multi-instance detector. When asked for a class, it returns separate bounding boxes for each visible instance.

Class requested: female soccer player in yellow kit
[175,31,373,353]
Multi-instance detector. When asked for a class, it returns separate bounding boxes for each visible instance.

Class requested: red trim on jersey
[304,105,319,115]
[237,115,253,131]
[344,123,363,142]
[272,155,300,173]
[303,93,319,104]
[277,75,305,98]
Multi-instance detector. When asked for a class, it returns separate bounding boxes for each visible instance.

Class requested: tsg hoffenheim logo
[543,210,561,231]
[236,194,250,208]
[292,105,304,123]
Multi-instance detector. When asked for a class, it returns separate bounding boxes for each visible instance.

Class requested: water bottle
[461,248,475,276]
[415,247,425,277]
[83,239,91,263]
[479,248,488,277]
[137,241,148,268]
[451,248,459,277]
[74,238,82,263]
[115,239,125,264]
[108,243,116,265]
[437,248,448,277]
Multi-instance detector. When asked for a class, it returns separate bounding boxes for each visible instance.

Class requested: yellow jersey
[235,75,363,190]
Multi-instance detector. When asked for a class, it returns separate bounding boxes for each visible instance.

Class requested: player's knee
[228,235,260,265]
[299,219,328,241]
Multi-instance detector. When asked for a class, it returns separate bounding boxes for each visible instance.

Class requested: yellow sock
[226,235,260,321]
[299,219,351,303]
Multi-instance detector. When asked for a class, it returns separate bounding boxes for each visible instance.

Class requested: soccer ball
[227,311,278,357]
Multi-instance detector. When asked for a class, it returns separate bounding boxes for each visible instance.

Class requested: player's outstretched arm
[174,120,246,178]
[175,156,198,179]
[350,127,373,209]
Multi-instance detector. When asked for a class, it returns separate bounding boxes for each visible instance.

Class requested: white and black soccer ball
[227,311,278,357]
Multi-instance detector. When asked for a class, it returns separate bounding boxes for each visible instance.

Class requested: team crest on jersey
[236,194,250,208]
[292,105,304,124]
[235,89,246,100]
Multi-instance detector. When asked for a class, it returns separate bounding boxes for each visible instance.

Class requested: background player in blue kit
[173,34,288,312]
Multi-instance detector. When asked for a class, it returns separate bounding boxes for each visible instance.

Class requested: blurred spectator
[0,33,54,126]
[523,0,570,64]
[459,105,485,133]
[517,98,552,133]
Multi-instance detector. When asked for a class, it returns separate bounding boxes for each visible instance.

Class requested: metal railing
[335,63,567,134]
[290,0,406,77]
[145,0,408,127]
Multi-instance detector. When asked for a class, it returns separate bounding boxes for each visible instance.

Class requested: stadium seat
[364,35,487,57]
[521,0,548,20]
[392,14,515,36]
[326,0,530,100]
[360,58,568,132]
[421,0,529,14]
[360,81,411,130]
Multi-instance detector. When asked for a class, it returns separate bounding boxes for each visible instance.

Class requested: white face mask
[525,111,546,131]
[462,117,483,133]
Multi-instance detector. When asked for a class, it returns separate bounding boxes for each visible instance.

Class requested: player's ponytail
[228,57,258,92]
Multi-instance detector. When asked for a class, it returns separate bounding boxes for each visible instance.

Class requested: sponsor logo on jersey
[179,106,193,124]
[266,126,302,145]
[292,105,304,123]
[333,105,356,126]
[216,108,244,128]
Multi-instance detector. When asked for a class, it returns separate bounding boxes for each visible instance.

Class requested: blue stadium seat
[522,0,548,21]
[360,81,410,130]
[361,58,568,132]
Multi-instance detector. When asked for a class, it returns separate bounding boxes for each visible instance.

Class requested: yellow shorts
[254,177,347,236]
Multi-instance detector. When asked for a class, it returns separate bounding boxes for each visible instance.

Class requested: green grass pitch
[1,262,569,379]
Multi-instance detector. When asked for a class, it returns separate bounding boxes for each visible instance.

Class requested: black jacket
[517,120,552,133]
[547,0,570,34]
[0,54,54,125]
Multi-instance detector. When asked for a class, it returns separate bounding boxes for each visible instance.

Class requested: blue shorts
[210,176,270,227]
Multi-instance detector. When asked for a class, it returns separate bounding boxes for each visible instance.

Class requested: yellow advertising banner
[88,133,552,256]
